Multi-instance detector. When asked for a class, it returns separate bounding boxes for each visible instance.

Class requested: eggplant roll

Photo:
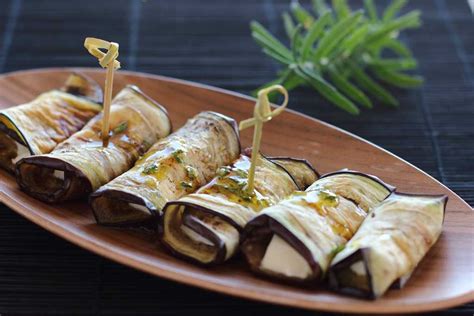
[0,73,103,172]
[160,152,319,265]
[16,85,171,203]
[90,111,240,226]
[240,170,394,283]
[328,193,447,299]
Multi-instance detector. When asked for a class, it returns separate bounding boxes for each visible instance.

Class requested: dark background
[0,0,472,315]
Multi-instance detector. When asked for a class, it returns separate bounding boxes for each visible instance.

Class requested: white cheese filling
[260,234,311,279]
[12,141,31,164]
[180,224,214,246]
[398,270,413,287]
[128,203,150,214]
[52,170,65,180]
[350,260,366,276]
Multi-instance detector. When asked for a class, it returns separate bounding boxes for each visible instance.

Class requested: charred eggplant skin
[0,73,103,173]
[15,85,171,203]
[90,111,240,227]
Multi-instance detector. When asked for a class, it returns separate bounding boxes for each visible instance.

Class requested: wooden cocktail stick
[84,37,121,147]
[239,85,288,192]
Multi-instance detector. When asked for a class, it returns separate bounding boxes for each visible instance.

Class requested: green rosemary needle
[250,0,423,114]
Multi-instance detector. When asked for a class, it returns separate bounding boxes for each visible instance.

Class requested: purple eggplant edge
[205,111,241,154]
[89,188,159,227]
[15,155,93,203]
[320,169,396,193]
[327,192,448,299]
[387,191,449,222]
[63,72,104,105]
[266,156,320,190]
[241,213,323,285]
[0,72,104,159]
[242,148,302,191]
[125,84,173,134]
[158,200,235,266]
[327,247,376,300]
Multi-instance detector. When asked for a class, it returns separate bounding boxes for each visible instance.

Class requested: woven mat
[0,0,472,314]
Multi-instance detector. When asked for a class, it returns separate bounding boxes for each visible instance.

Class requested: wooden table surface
[0,0,472,315]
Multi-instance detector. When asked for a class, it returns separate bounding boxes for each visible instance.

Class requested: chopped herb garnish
[143,163,158,175]
[233,168,248,178]
[142,140,152,149]
[113,121,128,134]
[214,179,269,207]
[228,175,247,188]
[172,149,184,163]
[331,244,345,256]
[319,190,338,202]
[216,166,231,178]
[180,181,193,189]
[185,166,197,180]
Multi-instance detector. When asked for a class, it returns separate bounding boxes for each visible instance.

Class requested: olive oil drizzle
[294,189,355,240]
[140,144,199,192]
[202,157,270,211]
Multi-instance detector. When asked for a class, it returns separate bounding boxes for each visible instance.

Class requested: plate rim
[0,67,472,314]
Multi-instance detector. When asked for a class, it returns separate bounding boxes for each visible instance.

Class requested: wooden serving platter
[0,68,472,314]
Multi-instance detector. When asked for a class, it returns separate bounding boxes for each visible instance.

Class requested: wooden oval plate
[0,68,472,314]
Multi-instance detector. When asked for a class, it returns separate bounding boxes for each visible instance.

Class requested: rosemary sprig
[250,0,423,114]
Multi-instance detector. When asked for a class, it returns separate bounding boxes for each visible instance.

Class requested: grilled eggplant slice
[328,193,447,299]
[90,111,240,226]
[267,157,320,191]
[0,73,103,172]
[16,85,171,203]
[241,170,394,283]
[159,151,319,265]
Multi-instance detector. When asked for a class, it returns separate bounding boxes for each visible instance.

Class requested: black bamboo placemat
[0,0,472,315]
